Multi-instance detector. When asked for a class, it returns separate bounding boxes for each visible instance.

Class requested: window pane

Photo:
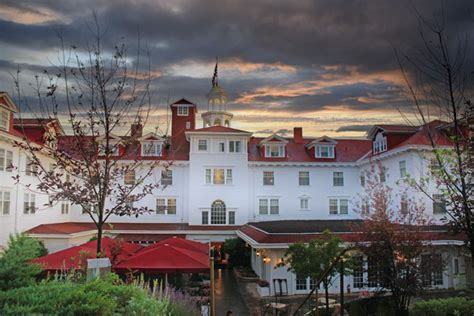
[205,169,212,184]
[211,200,226,224]
[300,199,308,209]
[296,276,307,290]
[213,169,225,184]
[333,172,344,186]
[270,199,279,214]
[161,170,172,185]
[229,211,235,225]
[124,169,135,185]
[329,199,338,214]
[299,171,309,186]
[263,171,274,185]
[433,194,446,214]
[156,198,166,214]
[353,256,364,288]
[226,169,233,184]
[167,198,177,214]
[198,140,207,151]
[0,149,4,171]
[259,199,268,215]
[340,199,349,214]
[202,211,209,224]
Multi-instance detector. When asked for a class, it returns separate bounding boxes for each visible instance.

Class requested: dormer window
[98,143,119,156]
[315,145,335,158]
[259,134,288,158]
[373,133,387,154]
[142,141,163,156]
[265,144,285,158]
[0,108,9,131]
[306,136,337,159]
[177,106,189,116]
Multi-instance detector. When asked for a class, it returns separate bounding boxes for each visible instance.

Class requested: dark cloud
[336,125,373,133]
[0,0,472,133]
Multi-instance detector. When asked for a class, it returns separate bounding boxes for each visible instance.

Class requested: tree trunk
[96,224,103,256]
[324,282,330,314]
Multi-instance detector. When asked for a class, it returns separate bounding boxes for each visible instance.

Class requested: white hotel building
[0,76,469,295]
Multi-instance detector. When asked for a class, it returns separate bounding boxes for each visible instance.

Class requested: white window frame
[218,141,225,153]
[333,172,344,186]
[300,198,309,210]
[0,149,13,172]
[263,171,274,185]
[399,160,407,178]
[161,169,173,186]
[206,168,233,185]
[0,190,11,215]
[329,198,349,215]
[298,171,310,186]
[0,107,9,131]
[258,198,279,215]
[156,198,177,215]
[229,140,242,153]
[198,139,208,152]
[315,145,335,158]
[264,144,285,158]
[61,201,70,214]
[373,133,387,154]
[141,141,163,157]
[177,106,189,116]
[25,156,38,176]
[24,193,36,214]
[124,169,136,185]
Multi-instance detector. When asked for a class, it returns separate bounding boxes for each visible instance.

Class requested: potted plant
[257,279,270,296]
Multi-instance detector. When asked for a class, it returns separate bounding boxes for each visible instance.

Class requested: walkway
[215,268,251,316]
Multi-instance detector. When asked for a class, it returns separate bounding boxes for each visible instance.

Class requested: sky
[0,0,473,137]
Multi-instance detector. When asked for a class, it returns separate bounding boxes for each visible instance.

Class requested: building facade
[0,73,468,295]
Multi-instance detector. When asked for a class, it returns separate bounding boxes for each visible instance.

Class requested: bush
[0,274,170,315]
[411,297,474,316]
[223,238,250,267]
[0,234,45,291]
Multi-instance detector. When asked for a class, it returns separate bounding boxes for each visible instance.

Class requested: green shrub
[223,238,250,267]
[411,297,474,316]
[0,273,170,315]
[0,234,45,291]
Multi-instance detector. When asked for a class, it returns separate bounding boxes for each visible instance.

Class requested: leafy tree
[353,164,437,316]
[12,14,162,255]
[283,230,348,314]
[223,238,250,268]
[0,234,44,291]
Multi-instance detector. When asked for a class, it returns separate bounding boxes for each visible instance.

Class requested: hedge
[411,297,474,316]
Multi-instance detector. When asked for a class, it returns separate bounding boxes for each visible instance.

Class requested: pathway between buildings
[215,268,251,316]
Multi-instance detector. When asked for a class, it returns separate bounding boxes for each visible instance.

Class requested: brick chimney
[294,127,303,143]
[131,123,143,139]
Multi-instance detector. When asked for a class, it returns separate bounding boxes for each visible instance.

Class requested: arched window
[224,120,230,127]
[214,118,222,126]
[211,200,226,224]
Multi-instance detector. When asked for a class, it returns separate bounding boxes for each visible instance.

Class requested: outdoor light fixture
[263,256,271,263]
[256,250,261,256]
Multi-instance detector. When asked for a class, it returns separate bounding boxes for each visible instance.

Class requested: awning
[31,237,142,271]
[115,237,209,273]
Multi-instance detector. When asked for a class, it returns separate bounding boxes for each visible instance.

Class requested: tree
[283,230,348,314]
[223,238,250,268]
[12,14,162,255]
[353,163,437,316]
[0,234,44,291]
[395,10,474,261]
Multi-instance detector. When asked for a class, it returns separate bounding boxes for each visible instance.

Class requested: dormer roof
[170,98,197,107]
[305,135,337,148]
[367,124,419,139]
[258,134,289,146]
[0,92,17,112]
[138,132,166,142]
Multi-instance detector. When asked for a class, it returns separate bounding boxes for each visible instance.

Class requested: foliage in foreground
[410,297,474,316]
[0,274,198,316]
[0,234,46,291]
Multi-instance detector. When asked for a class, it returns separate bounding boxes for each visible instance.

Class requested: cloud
[336,124,373,133]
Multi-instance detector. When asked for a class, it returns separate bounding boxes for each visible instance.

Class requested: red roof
[393,120,452,148]
[239,221,463,245]
[137,236,209,255]
[248,137,371,163]
[26,222,241,235]
[31,237,142,271]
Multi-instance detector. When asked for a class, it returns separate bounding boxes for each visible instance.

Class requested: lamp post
[339,257,344,316]
[210,246,216,316]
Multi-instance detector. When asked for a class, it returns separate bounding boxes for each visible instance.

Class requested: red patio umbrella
[114,242,210,273]
[32,237,142,272]
[137,236,209,255]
